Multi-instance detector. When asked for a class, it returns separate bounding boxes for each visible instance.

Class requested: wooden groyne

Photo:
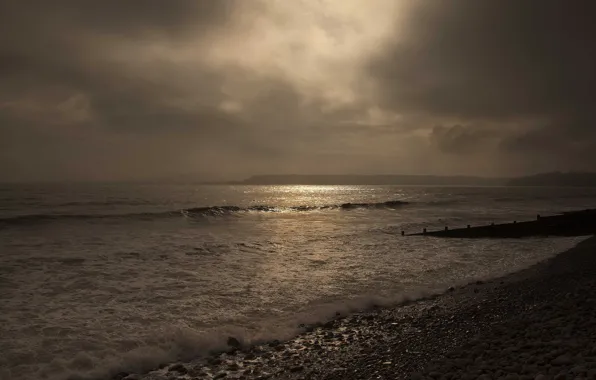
[405,209,596,238]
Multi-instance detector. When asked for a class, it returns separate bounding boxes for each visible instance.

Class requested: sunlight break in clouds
[204,0,403,114]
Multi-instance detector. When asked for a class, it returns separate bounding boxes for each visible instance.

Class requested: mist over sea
[0,184,593,380]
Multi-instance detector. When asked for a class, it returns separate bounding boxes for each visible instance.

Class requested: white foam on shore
[3,236,587,380]
[30,254,581,380]
[8,287,447,380]
[28,292,433,380]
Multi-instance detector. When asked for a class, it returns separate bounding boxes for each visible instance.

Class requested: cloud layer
[1,1,594,181]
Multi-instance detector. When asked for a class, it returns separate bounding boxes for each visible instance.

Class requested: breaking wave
[30,287,453,380]
[0,200,409,227]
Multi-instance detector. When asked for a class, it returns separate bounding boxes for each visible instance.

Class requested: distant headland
[209,172,596,186]
[506,172,596,187]
[231,174,503,186]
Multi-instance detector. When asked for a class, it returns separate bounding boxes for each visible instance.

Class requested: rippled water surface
[1,184,594,380]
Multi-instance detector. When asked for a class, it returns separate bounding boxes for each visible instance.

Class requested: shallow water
[0,184,593,380]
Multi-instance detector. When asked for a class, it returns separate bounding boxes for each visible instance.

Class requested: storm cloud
[1,1,595,181]
[370,0,596,173]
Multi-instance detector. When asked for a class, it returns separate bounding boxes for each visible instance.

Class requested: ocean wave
[57,199,152,207]
[0,212,171,226]
[31,288,444,380]
[30,271,524,380]
[0,200,409,226]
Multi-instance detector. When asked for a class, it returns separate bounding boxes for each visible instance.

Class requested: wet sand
[129,235,596,380]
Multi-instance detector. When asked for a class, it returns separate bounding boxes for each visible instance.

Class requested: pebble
[570,365,586,374]
[228,363,240,371]
[112,372,129,380]
[168,364,187,374]
[552,354,573,366]
[227,336,241,349]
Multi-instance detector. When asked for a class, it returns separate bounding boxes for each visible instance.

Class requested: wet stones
[227,336,241,349]
[552,354,573,366]
[228,363,240,371]
[168,364,188,374]
[111,372,129,380]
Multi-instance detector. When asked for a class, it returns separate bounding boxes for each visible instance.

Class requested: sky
[1,1,595,181]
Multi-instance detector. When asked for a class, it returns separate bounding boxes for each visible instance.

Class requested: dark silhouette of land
[206,171,596,186]
[506,172,596,187]
[235,174,504,186]
[407,209,596,238]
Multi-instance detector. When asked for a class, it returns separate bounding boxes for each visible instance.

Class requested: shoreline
[126,235,596,380]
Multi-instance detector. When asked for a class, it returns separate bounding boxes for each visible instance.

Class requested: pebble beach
[116,235,596,380]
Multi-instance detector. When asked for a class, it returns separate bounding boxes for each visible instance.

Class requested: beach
[3,0,594,377]
[131,235,596,380]
[1,184,593,380]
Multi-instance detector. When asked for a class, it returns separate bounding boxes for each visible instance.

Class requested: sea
[0,183,594,380]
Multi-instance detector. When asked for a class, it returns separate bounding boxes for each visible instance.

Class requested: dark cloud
[1,1,235,38]
[497,118,596,173]
[430,125,501,155]
[0,0,252,181]
[0,0,235,88]
[369,0,596,171]
[372,0,596,120]
[2,1,596,181]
